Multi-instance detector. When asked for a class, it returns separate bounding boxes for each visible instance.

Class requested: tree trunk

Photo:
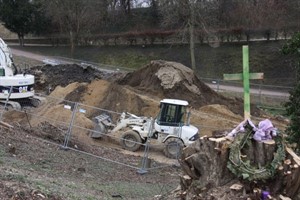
[177,131,300,199]
[69,30,75,57]
[189,5,196,72]
[18,34,24,47]
[179,137,235,195]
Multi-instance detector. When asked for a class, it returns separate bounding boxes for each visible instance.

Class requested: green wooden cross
[223,45,264,119]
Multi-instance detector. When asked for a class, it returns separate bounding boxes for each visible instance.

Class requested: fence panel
[0,92,181,199]
[202,78,290,108]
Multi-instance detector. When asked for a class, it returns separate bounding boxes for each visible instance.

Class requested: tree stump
[178,128,300,199]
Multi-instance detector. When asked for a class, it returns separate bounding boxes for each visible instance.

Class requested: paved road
[206,83,290,97]
[11,47,122,73]
[11,47,290,98]
[11,48,71,65]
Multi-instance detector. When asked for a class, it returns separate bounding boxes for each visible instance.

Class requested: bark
[189,5,196,72]
[69,30,75,57]
[178,136,300,199]
[18,34,24,47]
[179,137,235,193]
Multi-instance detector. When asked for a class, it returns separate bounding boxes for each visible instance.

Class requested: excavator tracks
[0,95,46,110]
[0,100,22,110]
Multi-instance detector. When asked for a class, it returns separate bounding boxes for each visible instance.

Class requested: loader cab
[156,99,189,127]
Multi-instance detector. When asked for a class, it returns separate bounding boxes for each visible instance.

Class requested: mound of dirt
[20,61,270,137]
[26,61,264,118]
[28,64,121,92]
[117,60,260,116]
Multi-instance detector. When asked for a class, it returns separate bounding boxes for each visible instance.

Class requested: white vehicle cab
[91,98,199,158]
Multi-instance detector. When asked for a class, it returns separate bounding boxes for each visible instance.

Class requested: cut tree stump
[179,136,234,194]
[178,134,300,199]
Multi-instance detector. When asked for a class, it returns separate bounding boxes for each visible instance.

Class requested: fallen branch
[0,121,13,129]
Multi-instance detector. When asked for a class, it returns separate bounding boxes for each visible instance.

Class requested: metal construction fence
[0,87,189,199]
[0,81,292,199]
[201,77,291,108]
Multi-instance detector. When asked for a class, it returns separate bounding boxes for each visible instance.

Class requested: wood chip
[183,175,191,180]
[200,135,207,139]
[293,164,299,168]
[267,195,273,199]
[279,194,292,200]
[286,147,300,165]
[0,121,13,129]
[230,183,243,191]
[284,171,292,175]
[262,140,275,145]
[284,159,292,165]
[209,137,227,143]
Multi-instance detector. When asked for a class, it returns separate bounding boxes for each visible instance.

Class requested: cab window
[157,103,185,126]
[0,68,5,76]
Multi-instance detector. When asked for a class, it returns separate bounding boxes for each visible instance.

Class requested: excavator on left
[0,38,42,109]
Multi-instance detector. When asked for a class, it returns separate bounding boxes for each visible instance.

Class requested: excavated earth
[0,60,289,199]
[26,60,286,132]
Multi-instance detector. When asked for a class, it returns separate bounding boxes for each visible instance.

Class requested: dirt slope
[26,60,282,136]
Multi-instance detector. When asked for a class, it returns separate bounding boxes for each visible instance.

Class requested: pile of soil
[117,60,260,116]
[27,60,263,117]
[23,60,275,136]
[28,64,122,92]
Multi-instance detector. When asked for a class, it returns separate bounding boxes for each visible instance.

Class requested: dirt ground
[0,60,289,199]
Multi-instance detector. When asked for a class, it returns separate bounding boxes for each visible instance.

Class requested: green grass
[0,146,4,164]
[258,105,287,116]
[1,173,27,183]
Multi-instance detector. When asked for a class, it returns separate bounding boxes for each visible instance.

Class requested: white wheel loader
[90,99,199,158]
[0,38,42,109]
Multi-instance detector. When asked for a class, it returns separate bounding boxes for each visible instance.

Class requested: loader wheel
[120,131,142,152]
[163,138,184,159]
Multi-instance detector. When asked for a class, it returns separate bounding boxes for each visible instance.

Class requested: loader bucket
[89,114,114,139]
[90,122,106,138]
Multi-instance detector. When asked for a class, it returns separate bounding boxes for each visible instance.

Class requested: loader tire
[163,137,184,159]
[120,130,142,152]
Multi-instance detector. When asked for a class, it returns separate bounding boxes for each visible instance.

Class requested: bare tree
[107,0,132,14]
[284,0,300,36]
[222,0,288,41]
[42,0,107,54]
[120,0,131,14]
[159,0,221,72]
[258,0,287,40]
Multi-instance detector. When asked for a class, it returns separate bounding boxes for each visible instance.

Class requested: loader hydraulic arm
[111,112,147,133]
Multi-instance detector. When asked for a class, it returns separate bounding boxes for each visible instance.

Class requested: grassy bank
[11,40,297,87]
